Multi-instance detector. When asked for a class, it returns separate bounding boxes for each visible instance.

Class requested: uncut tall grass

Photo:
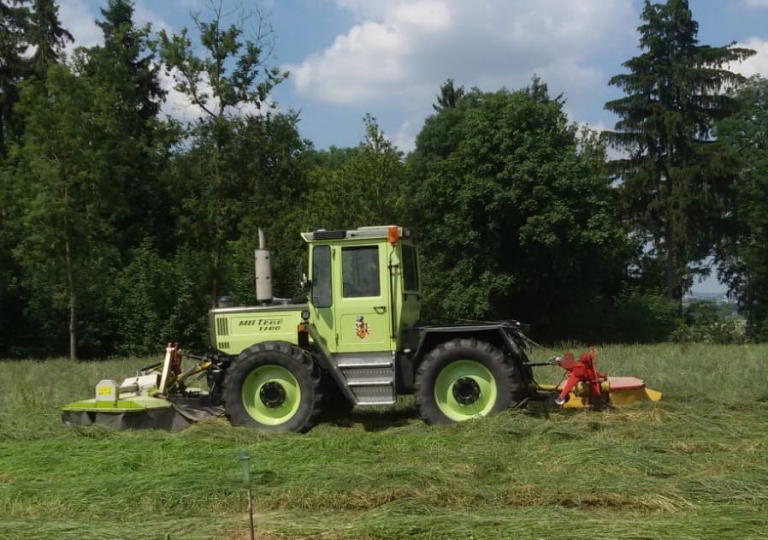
[1,343,767,540]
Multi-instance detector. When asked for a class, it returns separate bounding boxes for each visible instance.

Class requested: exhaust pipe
[255,228,272,305]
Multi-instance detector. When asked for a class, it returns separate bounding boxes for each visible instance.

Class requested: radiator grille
[217,317,229,336]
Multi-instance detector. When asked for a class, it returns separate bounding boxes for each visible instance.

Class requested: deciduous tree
[715,76,768,338]
[304,115,405,231]
[410,80,630,341]
[11,65,123,359]
[159,1,287,307]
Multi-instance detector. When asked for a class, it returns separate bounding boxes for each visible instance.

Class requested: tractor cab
[303,225,421,354]
[302,225,422,405]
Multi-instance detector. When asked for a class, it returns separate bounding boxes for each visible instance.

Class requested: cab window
[402,244,419,292]
[312,245,332,308]
[342,246,380,298]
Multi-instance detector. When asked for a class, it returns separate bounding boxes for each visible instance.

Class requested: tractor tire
[414,338,522,425]
[223,341,322,432]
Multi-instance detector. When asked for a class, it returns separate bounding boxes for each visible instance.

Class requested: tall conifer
[604,0,753,303]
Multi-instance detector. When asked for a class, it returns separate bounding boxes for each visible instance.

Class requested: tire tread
[222,341,322,432]
[414,338,523,425]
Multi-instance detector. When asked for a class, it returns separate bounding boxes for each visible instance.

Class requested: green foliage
[611,288,681,343]
[0,0,31,155]
[715,76,768,340]
[108,242,210,356]
[672,300,745,344]
[604,0,754,303]
[410,80,630,341]
[610,293,744,345]
[78,0,173,250]
[10,63,127,359]
[167,111,310,306]
[303,115,405,230]
[432,77,465,112]
[89,0,165,122]
[2,1,767,357]
[159,3,285,122]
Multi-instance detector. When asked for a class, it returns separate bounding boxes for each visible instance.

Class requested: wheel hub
[452,377,481,405]
[260,381,287,409]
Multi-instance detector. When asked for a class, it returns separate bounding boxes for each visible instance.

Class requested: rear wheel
[415,338,522,425]
[223,342,321,432]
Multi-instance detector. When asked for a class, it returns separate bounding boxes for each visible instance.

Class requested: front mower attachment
[61,344,224,431]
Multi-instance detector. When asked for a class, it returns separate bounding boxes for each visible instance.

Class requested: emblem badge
[355,315,370,340]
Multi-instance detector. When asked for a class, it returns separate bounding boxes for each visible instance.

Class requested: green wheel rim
[434,360,497,422]
[241,365,301,426]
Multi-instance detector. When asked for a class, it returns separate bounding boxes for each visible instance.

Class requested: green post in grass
[239,450,254,540]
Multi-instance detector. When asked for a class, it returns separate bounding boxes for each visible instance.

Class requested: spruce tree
[433,78,465,112]
[84,0,170,250]
[604,0,753,303]
[91,0,164,122]
[0,0,30,154]
[28,0,73,79]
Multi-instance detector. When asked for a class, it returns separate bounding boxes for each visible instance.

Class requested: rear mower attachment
[532,348,662,408]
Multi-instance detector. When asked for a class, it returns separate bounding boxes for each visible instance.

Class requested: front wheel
[223,342,321,432]
[415,338,522,425]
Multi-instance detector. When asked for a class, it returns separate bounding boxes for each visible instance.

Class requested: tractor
[62,225,660,432]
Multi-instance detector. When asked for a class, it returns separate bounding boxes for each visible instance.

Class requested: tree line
[0,0,766,359]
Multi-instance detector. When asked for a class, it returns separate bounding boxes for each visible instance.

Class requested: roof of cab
[301,225,411,242]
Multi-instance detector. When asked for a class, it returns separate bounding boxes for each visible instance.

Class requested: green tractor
[62,225,660,432]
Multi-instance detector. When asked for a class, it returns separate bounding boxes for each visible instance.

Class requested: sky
[57,0,768,293]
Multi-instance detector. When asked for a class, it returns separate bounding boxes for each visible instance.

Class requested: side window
[312,245,332,308]
[342,246,380,298]
[402,244,419,292]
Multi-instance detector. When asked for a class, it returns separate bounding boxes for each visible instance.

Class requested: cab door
[334,243,393,353]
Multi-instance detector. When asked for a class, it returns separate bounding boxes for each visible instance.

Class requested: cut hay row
[1,344,767,539]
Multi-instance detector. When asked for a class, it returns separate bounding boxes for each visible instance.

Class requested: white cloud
[576,120,608,135]
[59,0,102,49]
[133,1,173,34]
[285,0,636,110]
[392,120,416,153]
[159,68,206,123]
[159,66,275,123]
[59,0,173,49]
[744,0,768,8]
[392,1,451,31]
[731,37,768,77]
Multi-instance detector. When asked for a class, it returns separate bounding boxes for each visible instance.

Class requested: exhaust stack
[255,228,272,305]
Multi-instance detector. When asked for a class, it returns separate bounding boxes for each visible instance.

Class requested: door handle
[374,306,387,314]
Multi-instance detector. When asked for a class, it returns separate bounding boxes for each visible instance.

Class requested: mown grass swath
[1,344,767,539]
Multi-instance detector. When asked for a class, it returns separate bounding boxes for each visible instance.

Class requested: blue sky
[59,0,768,292]
[59,0,768,151]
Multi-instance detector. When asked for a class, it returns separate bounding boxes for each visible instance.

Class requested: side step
[332,353,396,405]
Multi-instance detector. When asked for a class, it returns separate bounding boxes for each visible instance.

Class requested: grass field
[1,344,768,540]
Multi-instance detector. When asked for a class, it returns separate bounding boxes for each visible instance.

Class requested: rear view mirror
[297,259,308,291]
